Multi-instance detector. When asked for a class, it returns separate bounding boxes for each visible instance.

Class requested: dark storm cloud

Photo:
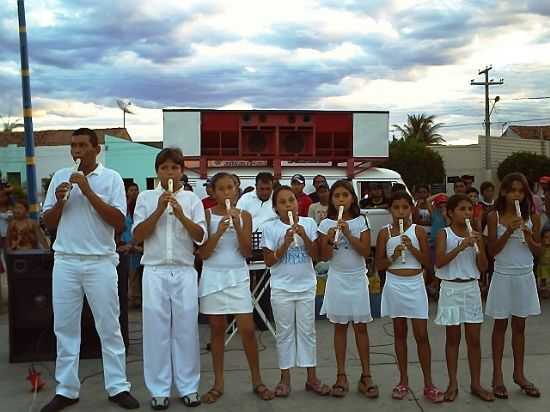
[0,0,549,116]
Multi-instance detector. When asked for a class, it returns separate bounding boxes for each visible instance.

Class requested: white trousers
[52,254,130,399]
[142,265,200,397]
[271,287,317,370]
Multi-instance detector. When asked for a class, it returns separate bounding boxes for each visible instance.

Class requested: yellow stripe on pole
[29,203,40,213]
[25,156,36,165]
[21,69,30,76]
[19,26,26,32]
[23,108,32,117]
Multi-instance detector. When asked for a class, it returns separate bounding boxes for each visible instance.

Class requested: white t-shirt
[261,216,318,292]
[133,185,207,266]
[236,190,277,232]
[42,163,126,256]
[318,216,369,275]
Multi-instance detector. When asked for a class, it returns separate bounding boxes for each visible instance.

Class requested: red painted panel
[314,113,352,133]
[202,112,240,131]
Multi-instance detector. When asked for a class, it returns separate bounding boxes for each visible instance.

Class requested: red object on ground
[26,367,45,392]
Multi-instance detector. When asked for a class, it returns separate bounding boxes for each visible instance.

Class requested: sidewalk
[1,301,549,411]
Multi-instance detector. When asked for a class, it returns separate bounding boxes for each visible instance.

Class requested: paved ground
[1,293,549,412]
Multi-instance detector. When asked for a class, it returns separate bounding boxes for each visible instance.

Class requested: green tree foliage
[393,113,445,145]
[382,138,446,189]
[497,152,550,184]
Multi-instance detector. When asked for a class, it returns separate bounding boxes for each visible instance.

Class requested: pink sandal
[392,384,409,400]
[424,385,445,403]
[274,383,290,398]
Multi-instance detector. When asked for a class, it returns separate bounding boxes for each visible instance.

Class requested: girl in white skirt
[434,194,494,402]
[375,191,444,403]
[318,179,378,399]
[261,185,331,398]
[197,172,274,403]
[486,173,542,399]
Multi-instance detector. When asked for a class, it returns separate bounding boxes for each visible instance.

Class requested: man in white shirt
[41,128,139,412]
[236,172,277,234]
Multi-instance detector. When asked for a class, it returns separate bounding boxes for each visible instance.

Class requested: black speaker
[6,250,129,363]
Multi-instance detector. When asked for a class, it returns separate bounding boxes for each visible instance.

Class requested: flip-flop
[305,380,331,396]
[470,387,495,402]
[253,384,275,401]
[201,388,223,404]
[492,384,509,399]
[424,385,445,403]
[392,384,409,400]
[514,380,541,398]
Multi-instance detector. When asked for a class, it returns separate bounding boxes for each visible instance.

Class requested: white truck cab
[186,166,407,247]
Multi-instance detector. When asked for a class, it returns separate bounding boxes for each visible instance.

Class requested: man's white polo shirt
[42,163,126,256]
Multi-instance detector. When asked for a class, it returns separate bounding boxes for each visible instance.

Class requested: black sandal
[181,392,201,407]
[151,397,170,410]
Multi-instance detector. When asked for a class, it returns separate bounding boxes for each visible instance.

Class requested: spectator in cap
[308,181,330,224]
[201,179,217,209]
[308,174,328,204]
[290,174,312,217]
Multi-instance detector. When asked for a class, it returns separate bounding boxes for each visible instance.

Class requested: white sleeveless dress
[485,212,541,319]
[318,216,372,324]
[434,227,483,325]
[381,224,428,319]
[199,213,253,314]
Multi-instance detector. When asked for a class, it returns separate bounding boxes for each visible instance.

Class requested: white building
[430,125,550,191]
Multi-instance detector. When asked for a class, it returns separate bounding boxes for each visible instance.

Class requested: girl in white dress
[261,185,331,398]
[197,172,274,403]
[375,191,444,403]
[485,173,541,399]
[434,194,494,402]
[318,179,378,399]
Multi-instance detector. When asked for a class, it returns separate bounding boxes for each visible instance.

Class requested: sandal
[358,374,379,399]
[444,387,458,402]
[424,385,445,403]
[514,379,541,398]
[274,382,291,398]
[492,384,509,399]
[151,397,170,410]
[305,380,331,396]
[392,384,409,400]
[181,392,201,407]
[201,388,223,404]
[470,386,495,402]
[331,373,349,398]
[253,384,275,401]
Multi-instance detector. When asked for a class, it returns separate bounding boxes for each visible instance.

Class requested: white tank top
[435,227,479,280]
[494,212,534,275]
[199,212,249,297]
[386,223,422,271]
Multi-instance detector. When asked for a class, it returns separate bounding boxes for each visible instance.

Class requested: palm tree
[393,114,445,145]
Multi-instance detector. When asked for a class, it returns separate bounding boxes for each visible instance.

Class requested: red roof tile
[506,125,550,140]
[0,128,131,147]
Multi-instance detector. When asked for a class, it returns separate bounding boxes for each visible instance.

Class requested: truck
[162,108,409,246]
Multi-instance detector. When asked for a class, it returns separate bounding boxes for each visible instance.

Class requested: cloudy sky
[1,0,550,144]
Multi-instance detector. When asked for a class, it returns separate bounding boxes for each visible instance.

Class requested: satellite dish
[116,99,135,128]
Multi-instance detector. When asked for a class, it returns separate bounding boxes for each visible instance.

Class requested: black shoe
[108,391,140,409]
[40,395,79,412]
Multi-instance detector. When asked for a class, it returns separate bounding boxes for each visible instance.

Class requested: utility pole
[471,66,503,178]
[17,0,38,220]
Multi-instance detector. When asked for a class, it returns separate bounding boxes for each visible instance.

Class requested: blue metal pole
[17,0,38,220]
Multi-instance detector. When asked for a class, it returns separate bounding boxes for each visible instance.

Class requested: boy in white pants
[133,148,207,410]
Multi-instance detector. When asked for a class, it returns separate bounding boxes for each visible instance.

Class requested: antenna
[116,99,135,128]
